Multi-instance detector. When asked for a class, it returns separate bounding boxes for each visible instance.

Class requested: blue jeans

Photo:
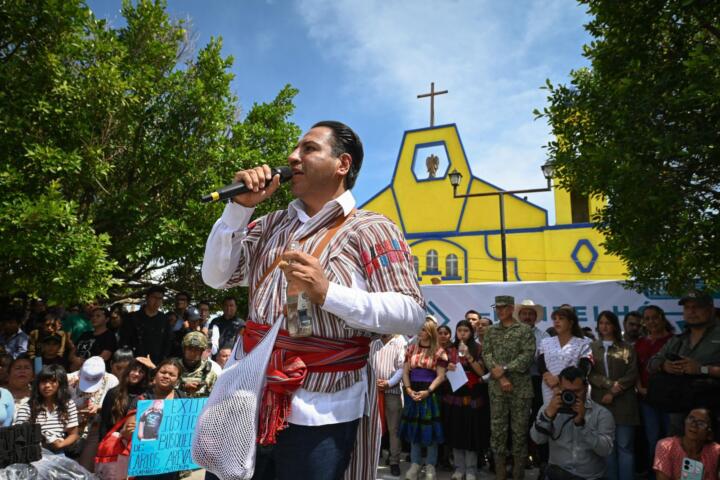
[640,401,670,480]
[251,419,359,480]
[606,424,634,480]
[410,442,438,466]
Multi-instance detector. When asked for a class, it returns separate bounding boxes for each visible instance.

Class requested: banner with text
[129,398,207,476]
[422,280,718,332]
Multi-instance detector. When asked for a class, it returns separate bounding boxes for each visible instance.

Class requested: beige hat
[514,299,545,323]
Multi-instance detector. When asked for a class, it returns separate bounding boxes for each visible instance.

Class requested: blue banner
[128,397,207,476]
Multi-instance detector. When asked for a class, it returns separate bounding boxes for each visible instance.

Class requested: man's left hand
[280,250,330,305]
[677,357,701,375]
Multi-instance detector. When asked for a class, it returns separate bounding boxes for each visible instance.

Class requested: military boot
[494,455,507,480]
[512,456,526,480]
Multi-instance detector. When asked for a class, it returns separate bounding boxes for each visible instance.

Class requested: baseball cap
[79,356,106,393]
[184,306,201,322]
[678,290,714,307]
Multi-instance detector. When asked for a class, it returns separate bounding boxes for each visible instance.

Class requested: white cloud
[296,0,591,222]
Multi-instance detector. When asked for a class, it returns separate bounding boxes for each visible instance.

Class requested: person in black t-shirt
[119,286,173,364]
[71,308,117,370]
[138,399,164,441]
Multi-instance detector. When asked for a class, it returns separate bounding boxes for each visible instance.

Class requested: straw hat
[514,299,545,323]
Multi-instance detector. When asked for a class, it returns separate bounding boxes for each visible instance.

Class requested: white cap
[79,356,106,393]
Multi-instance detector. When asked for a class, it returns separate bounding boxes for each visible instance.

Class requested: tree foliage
[0,0,300,305]
[536,0,720,294]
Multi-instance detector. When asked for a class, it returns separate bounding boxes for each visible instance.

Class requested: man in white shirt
[369,333,407,477]
[201,121,424,480]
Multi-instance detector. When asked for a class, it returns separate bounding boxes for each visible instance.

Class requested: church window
[570,191,590,223]
[426,250,439,272]
[446,254,458,278]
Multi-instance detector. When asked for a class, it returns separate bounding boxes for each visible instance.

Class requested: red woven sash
[243,321,370,445]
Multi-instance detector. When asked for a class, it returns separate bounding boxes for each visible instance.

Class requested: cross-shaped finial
[417,82,448,127]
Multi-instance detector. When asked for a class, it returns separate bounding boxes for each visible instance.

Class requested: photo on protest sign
[129,398,208,476]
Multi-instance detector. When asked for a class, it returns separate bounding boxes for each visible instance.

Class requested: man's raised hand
[231,165,282,207]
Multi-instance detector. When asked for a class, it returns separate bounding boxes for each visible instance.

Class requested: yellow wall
[361,124,627,285]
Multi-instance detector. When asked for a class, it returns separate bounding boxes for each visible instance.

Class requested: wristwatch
[701,366,710,375]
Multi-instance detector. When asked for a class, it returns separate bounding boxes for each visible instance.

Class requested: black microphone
[201,166,293,203]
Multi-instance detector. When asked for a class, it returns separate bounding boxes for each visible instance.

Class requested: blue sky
[88,0,592,222]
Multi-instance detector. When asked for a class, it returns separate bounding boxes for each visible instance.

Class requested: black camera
[558,389,577,414]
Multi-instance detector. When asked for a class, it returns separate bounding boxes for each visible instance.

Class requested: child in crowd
[14,364,79,454]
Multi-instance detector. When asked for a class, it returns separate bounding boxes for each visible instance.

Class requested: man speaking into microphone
[201,121,425,480]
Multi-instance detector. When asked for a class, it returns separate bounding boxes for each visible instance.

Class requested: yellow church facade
[360,124,627,284]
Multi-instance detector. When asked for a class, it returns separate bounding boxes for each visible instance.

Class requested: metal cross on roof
[417,82,448,127]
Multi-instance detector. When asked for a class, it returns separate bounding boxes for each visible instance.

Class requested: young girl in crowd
[437,325,453,350]
[14,364,79,454]
[6,354,33,420]
[635,305,674,479]
[400,319,448,480]
[538,307,592,404]
[99,357,153,439]
[589,311,640,480]
[95,357,153,480]
[442,320,486,480]
[109,348,135,379]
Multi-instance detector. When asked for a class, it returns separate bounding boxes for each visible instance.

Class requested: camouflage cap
[492,295,515,307]
[182,331,208,349]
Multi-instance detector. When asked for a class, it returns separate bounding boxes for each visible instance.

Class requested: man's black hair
[222,296,236,304]
[176,291,191,302]
[197,299,211,308]
[465,309,481,318]
[145,285,165,296]
[559,366,588,385]
[312,120,364,190]
[623,311,642,324]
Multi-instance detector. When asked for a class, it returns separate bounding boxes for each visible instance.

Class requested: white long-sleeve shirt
[202,191,425,425]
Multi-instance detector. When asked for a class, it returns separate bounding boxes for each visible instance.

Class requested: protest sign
[128,397,207,476]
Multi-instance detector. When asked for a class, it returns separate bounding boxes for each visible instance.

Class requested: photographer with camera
[530,366,615,480]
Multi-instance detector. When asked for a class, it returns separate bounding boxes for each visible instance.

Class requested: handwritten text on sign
[129,398,207,476]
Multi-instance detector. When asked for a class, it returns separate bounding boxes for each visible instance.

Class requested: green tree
[0,0,300,305]
[536,0,720,294]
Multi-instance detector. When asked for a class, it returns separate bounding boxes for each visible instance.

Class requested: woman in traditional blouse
[442,320,486,480]
[400,318,448,480]
[538,307,592,404]
[589,311,640,480]
[654,408,720,480]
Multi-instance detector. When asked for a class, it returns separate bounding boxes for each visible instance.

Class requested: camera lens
[561,390,576,406]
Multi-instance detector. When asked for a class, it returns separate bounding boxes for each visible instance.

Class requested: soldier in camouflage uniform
[178,331,217,398]
[482,295,536,480]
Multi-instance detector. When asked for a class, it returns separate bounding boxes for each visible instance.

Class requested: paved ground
[189,461,541,479]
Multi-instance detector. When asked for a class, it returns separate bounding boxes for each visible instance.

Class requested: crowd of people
[0,287,719,480]
[0,288,243,479]
[371,291,720,480]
